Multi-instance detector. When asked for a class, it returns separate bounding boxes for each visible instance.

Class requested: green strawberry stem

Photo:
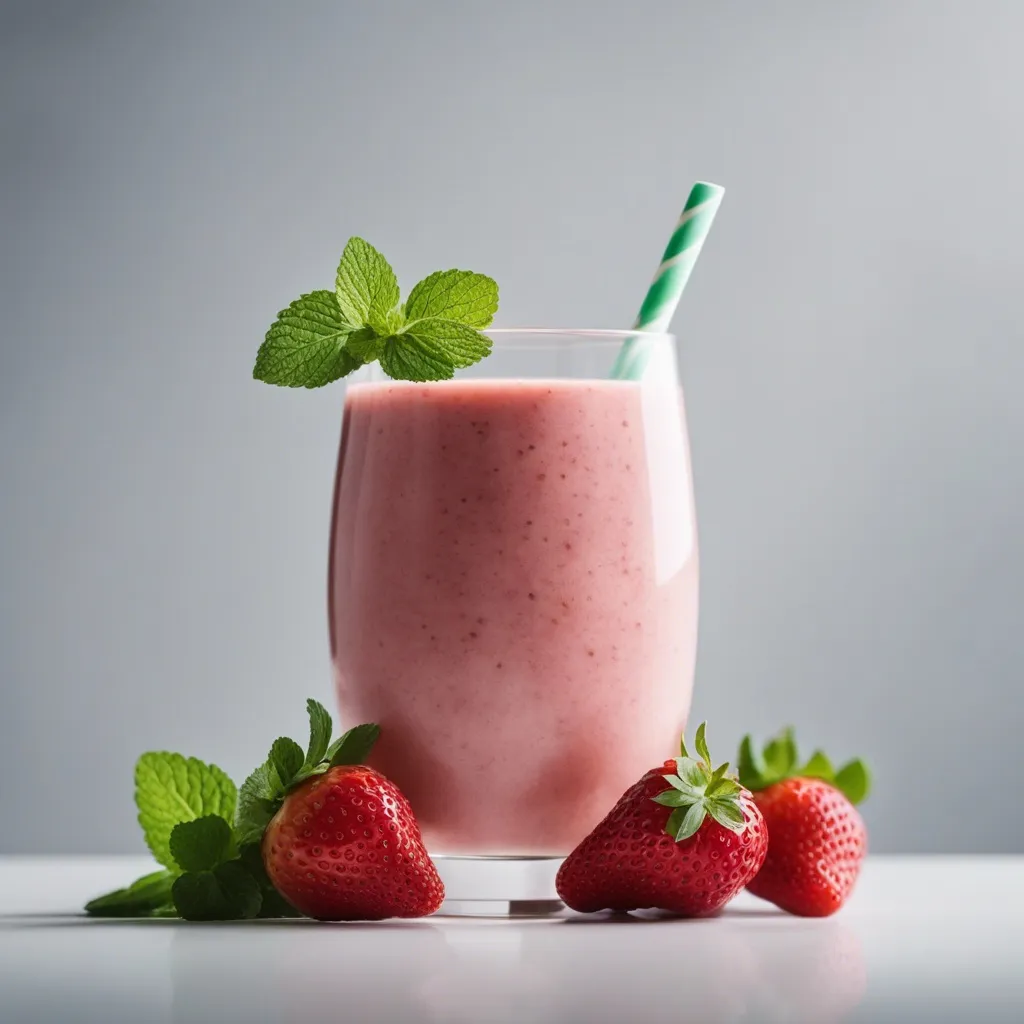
[655,723,746,841]
[737,728,871,805]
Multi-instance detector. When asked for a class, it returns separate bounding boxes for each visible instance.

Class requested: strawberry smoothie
[329,377,698,855]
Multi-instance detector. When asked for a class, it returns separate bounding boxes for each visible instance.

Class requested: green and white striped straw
[611,181,725,380]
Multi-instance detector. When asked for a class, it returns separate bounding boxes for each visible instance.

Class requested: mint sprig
[84,869,175,918]
[133,752,237,871]
[172,862,263,922]
[85,698,380,921]
[737,728,871,805]
[253,237,498,386]
[168,815,235,873]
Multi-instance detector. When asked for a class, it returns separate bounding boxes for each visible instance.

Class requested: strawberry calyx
[737,728,870,805]
[654,722,748,841]
[234,703,381,846]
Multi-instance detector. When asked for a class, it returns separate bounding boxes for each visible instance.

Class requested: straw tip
[692,180,726,198]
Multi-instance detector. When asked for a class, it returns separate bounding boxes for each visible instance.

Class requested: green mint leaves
[404,269,500,327]
[134,752,237,871]
[655,723,748,842]
[83,869,176,918]
[167,817,262,921]
[171,862,263,922]
[85,699,380,922]
[252,292,360,388]
[334,237,400,331]
[737,728,871,805]
[168,815,235,873]
[253,238,498,386]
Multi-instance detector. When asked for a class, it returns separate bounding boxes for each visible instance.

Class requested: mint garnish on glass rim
[253,238,499,386]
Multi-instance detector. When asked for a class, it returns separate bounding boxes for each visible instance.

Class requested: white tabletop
[1,855,1021,1022]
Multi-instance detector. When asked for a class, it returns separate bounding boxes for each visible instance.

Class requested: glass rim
[483,327,673,344]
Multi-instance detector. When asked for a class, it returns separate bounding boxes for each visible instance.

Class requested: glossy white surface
[1,856,1022,1022]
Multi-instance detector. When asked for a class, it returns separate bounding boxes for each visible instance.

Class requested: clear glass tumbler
[328,330,698,913]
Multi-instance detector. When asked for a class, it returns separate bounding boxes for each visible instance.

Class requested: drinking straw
[611,181,725,380]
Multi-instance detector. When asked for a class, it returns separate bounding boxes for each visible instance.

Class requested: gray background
[2,0,1021,855]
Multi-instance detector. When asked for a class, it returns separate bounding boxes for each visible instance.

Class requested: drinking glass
[328,330,698,913]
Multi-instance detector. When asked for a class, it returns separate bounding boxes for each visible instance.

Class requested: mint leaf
[238,843,304,918]
[405,270,498,328]
[169,815,234,873]
[237,841,292,905]
[270,737,304,788]
[172,873,227,920]
[235,760,283,845]
[213,862,263,919]
[379,333,455,381]
[172,862,262,921]
[258,888,304,918]
[84,870,175,917]
[237,842,270,883]
[401,318,491,368]
[335,237,400,333]
[835,759,871,805]
[253,291,359,388]
[303,699,333,772]
[344,326,385,365]
[135,753,237,871]
[328,723,381,767]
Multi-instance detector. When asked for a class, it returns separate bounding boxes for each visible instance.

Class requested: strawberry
[738,729,870,917]
[262,764,445,921]
[84,699,445,923]
[556,724,769,916]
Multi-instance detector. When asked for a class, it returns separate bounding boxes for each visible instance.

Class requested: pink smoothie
[329,378,698,855]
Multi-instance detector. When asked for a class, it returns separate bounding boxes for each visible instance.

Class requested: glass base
[432,855,565,917]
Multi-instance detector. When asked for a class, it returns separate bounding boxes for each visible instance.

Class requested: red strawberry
[556,724,769,916]
[738,729,869,917]
[262,764,445,921]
